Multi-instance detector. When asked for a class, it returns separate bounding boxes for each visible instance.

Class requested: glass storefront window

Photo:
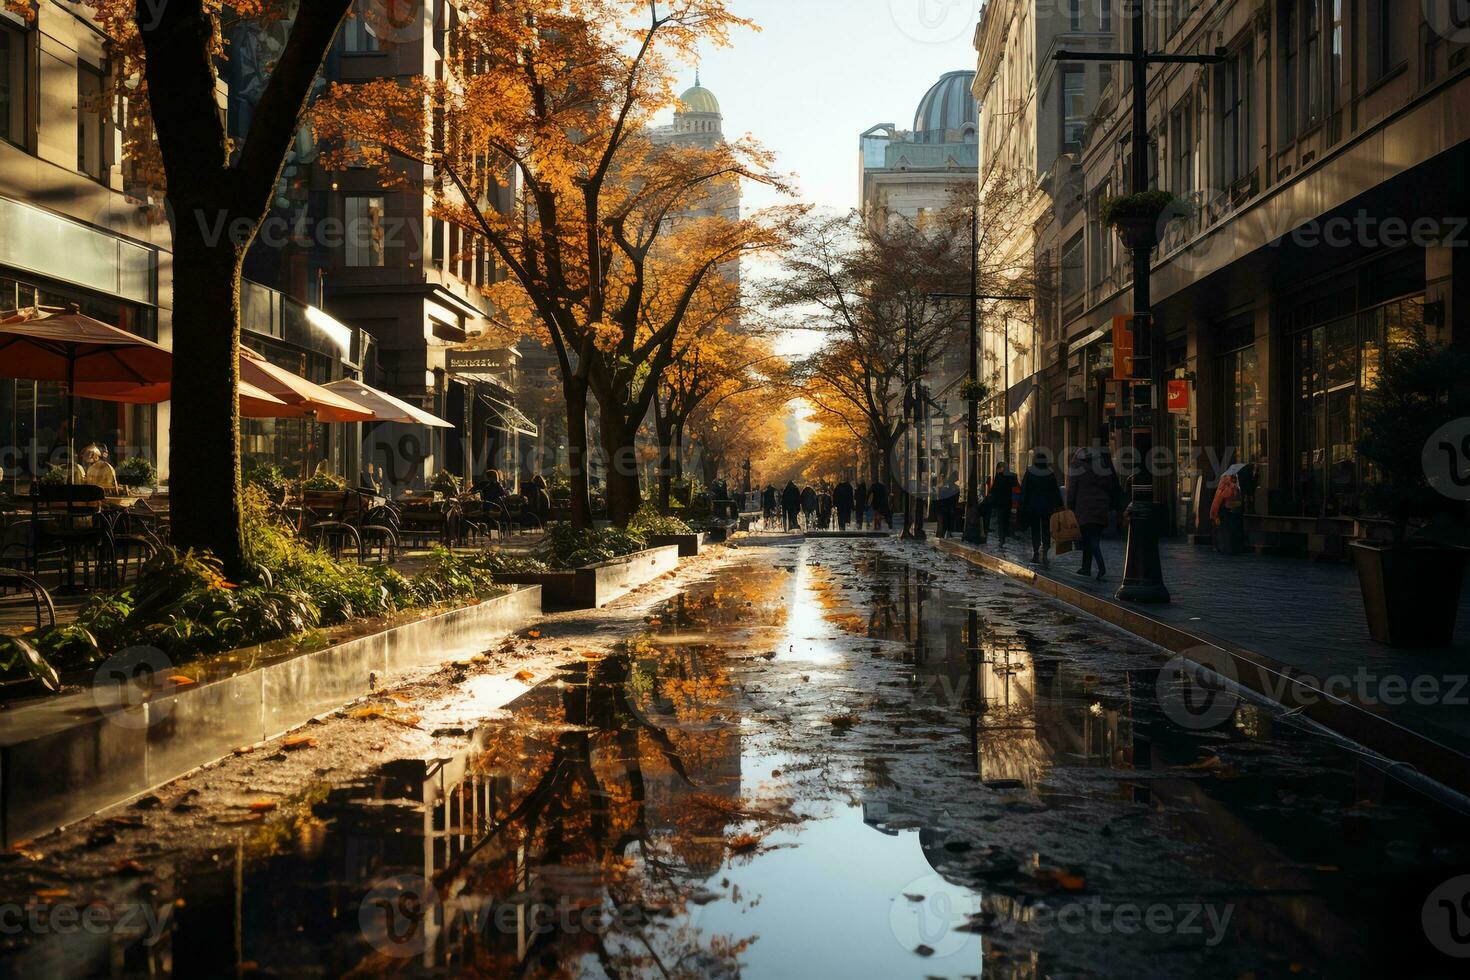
[1221,344,1262,471]
[1292,294,1424,516]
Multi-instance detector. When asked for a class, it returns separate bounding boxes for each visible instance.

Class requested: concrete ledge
[0,586,542,846]
[805,531,894,538]
[932,538,1470,799]
[646,532,705,558]
[498,545,681,610]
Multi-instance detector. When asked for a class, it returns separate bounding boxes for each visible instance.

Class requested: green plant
[303,470,347,491]
[1357,333,1470,546]
[1098,190,1184,228]
[957,379,991,403]
[115,455,158,489]
[244,461,290,501]
[0,635,61,692]
[430,470,463,497]
[537,521,648,569]
[38,465,70,486]
[32,624,104,670]
[629,503,692,537]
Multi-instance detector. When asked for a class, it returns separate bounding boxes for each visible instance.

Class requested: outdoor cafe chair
[32,484,112,589]
[0,567,56,631]
[500,495,543,536]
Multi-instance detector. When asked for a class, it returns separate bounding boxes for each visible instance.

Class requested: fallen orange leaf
[168,675,196,686]
[247,801,277,813]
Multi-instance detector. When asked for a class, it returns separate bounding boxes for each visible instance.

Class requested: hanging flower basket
[958,379,991,403]
[1099,191,1186,251]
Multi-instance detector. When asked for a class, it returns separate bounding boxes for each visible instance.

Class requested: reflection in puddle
[26,540,1470,978]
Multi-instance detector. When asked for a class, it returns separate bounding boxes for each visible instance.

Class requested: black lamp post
[930,206,1029,547]
[1055,1,1224,603]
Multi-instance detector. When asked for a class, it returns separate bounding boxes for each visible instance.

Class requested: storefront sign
[1167,379,1190,412]
[446,348,516,374]
[1112,315,1144,381]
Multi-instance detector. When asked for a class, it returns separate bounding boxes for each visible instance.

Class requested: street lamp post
[1055,1,1224,604]
[930,209,1029,548]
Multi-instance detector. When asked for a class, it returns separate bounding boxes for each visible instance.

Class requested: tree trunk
[167,224,246,573]
[564,380,593,530]
[673,421,686,480]
[600,416,642,527]
[655,411,676,516]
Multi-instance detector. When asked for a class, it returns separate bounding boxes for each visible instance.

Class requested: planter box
[1350,541,1469,647]
[497,545,680,610]
[0,587,542,847]
[646,532,705,558]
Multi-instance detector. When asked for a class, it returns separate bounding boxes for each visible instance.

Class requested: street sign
[1112,315,1145,381]
[1167,379,1190,412]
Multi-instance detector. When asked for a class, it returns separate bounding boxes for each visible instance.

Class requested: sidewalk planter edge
[1350,541,1469,648]
[0,586,542,847]
[496,545,681,609]
[645,532,705,558]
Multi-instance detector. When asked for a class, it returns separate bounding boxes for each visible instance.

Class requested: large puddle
[15,540,1470,977]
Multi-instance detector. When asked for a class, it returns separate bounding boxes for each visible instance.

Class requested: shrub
[244,461,290,501]
[115,456,158,489]
[629,503,692,537]
[303,470,347,491]
[537,521,647,569]
[3,487,511,683]
[430,470,463,497]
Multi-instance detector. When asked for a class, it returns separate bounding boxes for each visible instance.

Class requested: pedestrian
[761,484,778,528]
[854,480,869,529]
[934,473,960,538]
[1018,451,1064,565]
[782,480,801,531]
[800,485,818,529]
[530,473,552,520]
[1066,428,1123,580]
[869,480,891,530]
[833,478,855,531]
[984,462,1020,547]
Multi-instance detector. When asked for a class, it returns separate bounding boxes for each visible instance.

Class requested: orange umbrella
[239,348,375,422]
[73,379,290,416]
[0,308,174,481]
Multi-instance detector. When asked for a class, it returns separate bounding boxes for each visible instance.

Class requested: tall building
[859,72,982,491]
[860,70,980,224]
[231,3,530,492]
[972,0,1117,475]
[1017,1,1470,555]
[0,4,173,484]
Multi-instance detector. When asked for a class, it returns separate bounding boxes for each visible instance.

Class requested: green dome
[679,84,721,115]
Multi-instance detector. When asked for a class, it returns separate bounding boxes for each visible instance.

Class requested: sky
[657,1,984,444]
[679,0,982,214]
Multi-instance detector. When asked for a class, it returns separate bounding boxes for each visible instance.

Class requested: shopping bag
[1050,509,1081,544]
[1054,538,1075,555]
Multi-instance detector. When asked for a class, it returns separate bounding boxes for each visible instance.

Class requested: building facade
[230,2,528,493]
[859,72,984,495]
[0,3,171,485]
[994,0,1470,556]
[973,0,1118,478]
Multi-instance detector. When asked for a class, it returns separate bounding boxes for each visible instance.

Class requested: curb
[931,538,1470,800]
[0,586,543,847]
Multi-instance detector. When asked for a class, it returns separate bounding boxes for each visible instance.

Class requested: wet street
[6,538,1470,978]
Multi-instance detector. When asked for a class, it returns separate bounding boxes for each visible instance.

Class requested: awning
[239,348,375,421]
[478,393,538,437]
[1005,375,1038,416]
[323,378,454,427]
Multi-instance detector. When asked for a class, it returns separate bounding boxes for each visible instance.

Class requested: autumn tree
[770,206,971,495]
[316,0,795,528]
[652,320,778,510]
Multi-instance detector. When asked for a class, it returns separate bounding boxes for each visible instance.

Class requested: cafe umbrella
[0,308,173,482]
